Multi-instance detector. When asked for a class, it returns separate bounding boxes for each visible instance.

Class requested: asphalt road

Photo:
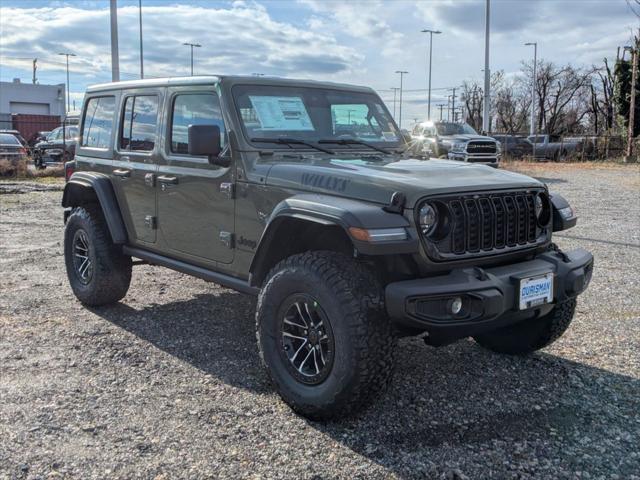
[1,163,639,479]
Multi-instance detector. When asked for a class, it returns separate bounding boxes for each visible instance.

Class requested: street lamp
[525,42,538,137]
[421,29,441,120]
[138,0,144,79]
[395,70,408,129]
[57,52,76,113]
[390,87,400,120]
[183,42,201,76]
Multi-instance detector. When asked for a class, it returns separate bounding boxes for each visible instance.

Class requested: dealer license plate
[518,273,553,310]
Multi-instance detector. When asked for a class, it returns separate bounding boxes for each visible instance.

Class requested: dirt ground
[1,163,639,479]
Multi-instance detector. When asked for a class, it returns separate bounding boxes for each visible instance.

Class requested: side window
[81,96,115,148]
[170,93,226,154]
[120,95,159,152]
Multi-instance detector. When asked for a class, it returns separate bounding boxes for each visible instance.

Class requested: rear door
[156,87,234,265]
[111,90,162,245]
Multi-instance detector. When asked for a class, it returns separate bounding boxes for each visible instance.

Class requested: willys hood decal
[265,157,542,208]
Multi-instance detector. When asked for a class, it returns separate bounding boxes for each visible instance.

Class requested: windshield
[436,122,478,136]
[232,85,401,149]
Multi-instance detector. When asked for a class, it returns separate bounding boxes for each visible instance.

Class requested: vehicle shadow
[92,291,639,477]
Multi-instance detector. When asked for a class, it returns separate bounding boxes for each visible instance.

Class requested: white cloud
[0,3,363,83]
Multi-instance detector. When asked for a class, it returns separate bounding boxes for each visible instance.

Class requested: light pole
[57,52,76,113]
[138,0,144,79]
[525,42,538,137]
[395,70,408,129]
[109,0,119,82]
[183,42,201,76]
[390,87,400,120]
[482,0,491,133]
[421,29,441,120]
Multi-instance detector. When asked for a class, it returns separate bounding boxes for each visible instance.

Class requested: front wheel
[64,206,132,306]
[256,251,396,420]
[474,299,577,355]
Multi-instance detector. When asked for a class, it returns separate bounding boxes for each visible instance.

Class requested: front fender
[269,194,419,254]
[248,194,419,287]
[62,172,128,244]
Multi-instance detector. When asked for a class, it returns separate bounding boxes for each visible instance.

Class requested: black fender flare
[62,172,128,244]
[249,194,419,285]
[550,193,577,232]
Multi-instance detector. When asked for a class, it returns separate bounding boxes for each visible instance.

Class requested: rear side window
[81,96,115,148]
[170,93,226,154]
[120,95,159,152]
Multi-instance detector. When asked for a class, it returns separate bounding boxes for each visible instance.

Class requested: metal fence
[488,132,628,161]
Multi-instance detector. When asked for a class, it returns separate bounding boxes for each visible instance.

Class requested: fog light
[449,297,463,315]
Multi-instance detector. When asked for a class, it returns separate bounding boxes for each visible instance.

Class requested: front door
[156,89,234,264]
[111,91,162,245]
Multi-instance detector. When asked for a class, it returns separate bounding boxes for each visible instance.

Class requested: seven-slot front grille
[429,191,543,258]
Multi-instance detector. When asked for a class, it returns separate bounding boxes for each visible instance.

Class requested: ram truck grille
[426,190,547,260]
[465,141,497,155]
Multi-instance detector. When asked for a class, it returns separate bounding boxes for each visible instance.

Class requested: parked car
[62,75,593,419]
[0,133,28,175]
[0,129,28,149]
[33,125,78,169]
[411,121,500,167]
[527,134,582,161]
[491,134,533,158]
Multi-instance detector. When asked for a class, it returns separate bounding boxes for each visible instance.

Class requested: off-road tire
[64,205,132,306]
[256,251,396,420]
[474,299,577,355]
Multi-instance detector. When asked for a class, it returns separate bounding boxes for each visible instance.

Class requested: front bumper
[386,248,593,345]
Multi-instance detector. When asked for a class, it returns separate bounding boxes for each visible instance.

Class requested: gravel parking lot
[1,163,639,479]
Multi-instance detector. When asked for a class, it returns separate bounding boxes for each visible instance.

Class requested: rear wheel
[64,206,132,306]
[256,251,396,420]
[474,299,577,355]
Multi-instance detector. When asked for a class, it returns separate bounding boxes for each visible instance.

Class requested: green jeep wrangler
[63,76,593,419]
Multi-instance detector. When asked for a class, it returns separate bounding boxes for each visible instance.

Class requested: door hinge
[219,231,235,249]
[220,182,235,199]
[144,215,157,230]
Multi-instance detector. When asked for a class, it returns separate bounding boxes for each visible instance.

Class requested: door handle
[157,175,178,185]
[113,169,131,178]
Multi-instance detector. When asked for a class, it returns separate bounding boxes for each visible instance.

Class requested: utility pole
[390,87,400,120]
[138,0,144,79]
[451,87,457,117]
[437,104,445,121]
[395,71,408,129]
[626,39,638,162]
[421,29,441,120]
[525,42,537,136]
[32,59,37,84]
[183,42,201,76]
[58,52,76,113]
[110,0,120,82]
[482,0,491,133]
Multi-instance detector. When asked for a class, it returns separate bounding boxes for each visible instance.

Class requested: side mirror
[188,124,229,167]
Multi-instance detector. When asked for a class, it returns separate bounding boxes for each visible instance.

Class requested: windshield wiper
[318,138,392,154]
[250,137,335,154]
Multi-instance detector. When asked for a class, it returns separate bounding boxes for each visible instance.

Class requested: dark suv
[62,76,593,419]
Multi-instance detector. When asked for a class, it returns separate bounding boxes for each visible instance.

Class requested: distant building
[0,79,67,141]
[0,78,66,116]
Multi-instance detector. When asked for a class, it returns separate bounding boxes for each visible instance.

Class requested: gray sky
[0,0,637,124]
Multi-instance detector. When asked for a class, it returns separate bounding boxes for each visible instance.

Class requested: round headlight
[418,203,438,235]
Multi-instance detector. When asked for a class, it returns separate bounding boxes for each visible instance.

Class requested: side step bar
[122,246,259,296]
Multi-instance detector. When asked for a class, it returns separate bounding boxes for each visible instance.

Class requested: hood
[265,157,543,208]
[439,134,495,143]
